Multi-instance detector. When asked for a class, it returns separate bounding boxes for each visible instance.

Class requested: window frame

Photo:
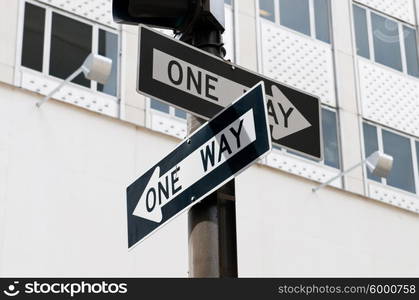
[258,0,332,44]
[274,105,341,170]
[148,98,187,122]
[352,3,419,79]
[362,120,419,195]
[19,0,121,98]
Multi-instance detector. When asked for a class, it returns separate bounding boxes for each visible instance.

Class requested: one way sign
[127,83,271,248]
[138,25,322,160]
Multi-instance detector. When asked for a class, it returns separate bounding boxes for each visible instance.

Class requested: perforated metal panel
[263,151,342,188]
[21,69,119,117]
[359,59,419,137]
[37,0,117,28]
[368,182,419,214]
[150,112,187,140]
[354,0,416,25]
[260,21,336,107]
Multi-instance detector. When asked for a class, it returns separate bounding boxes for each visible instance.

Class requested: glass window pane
[403,26,419,78]
[314,0,331,43]
[280,0,310,36]
[259,0,275,22]
[224,0,232,5]
[353,5,370,59]
[363,123,380,182]
[98,30,118,96]
[382,130,415,193]
[322,109,340,169]
[150,99,170,114]
[21,3,45,72]
[49,13,92,88]
[371,13,402,72]
[175,108,187,119]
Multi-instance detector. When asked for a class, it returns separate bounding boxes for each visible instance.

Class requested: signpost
[127,83,271,248]
[138,25,323,160]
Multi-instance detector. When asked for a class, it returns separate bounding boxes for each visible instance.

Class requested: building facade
[0,0,419,277]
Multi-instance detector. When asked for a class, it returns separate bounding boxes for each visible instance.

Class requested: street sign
[127,83,271,248]
[138,25,322,160]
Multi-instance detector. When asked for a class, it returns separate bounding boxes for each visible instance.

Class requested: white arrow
[133,109,257,223]
[152,50,312,140]
[132,166,163,223]
[266,85,312,140]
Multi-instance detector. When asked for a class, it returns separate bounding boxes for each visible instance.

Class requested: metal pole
[183,26,238,278]
[36,66,85,107]
[312,159,366,192]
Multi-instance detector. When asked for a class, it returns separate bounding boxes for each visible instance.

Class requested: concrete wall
[0,0,19,84]
[1,83,418,277]
[236,164,419,277]
[0,84,188,277]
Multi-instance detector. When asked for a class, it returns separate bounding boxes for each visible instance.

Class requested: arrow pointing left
[133,109,257,223]
[126,83,271,249]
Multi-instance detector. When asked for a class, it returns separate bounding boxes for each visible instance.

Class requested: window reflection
[49,13,92,88]
[371,13,402,71]
[259,0,275,22]
[382,130,415,193]
[322,109,340,169]
[280,0,311,36]
[314,0,331,43]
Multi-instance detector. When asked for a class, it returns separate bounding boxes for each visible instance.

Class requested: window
[362,123,380,182]
[21,3,45,72]
[382,130,415,193]
[353,5,370,58]
[313,0,331,43]
[353,4,419,78]
[371,12,402,72]
[403,26,419,77]
[98,30,119,96]
[50,13,92,88]
[259,0,275,22]
[150,99,187,120]
[280,0,310,36]
[322,108,340,169]
[21,2,119,96]
[259,0,331,43]
[363,122,419,194]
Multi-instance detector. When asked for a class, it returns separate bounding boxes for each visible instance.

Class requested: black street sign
[127,83,271,248]
[138,25,322,160]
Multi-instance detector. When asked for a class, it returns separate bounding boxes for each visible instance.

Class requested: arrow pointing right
[267,85,312,141]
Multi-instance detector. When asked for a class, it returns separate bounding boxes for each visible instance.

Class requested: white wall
[1,74,419,277]
[0,84,188,277]
[236,164,419,277]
